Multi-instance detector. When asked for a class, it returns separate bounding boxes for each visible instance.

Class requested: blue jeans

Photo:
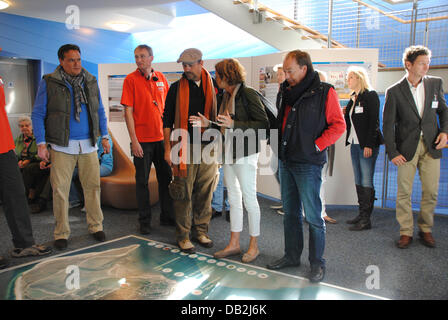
[212,167,230,212]
[350,144,379,188]
[69,165,112,203]
[279,160,326,268]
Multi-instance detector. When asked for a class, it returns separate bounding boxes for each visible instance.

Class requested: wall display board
[258,61,374,107]
[108,75,126,122]
[0,236,385,300]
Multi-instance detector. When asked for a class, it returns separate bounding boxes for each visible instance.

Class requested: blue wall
[0,12,136,78]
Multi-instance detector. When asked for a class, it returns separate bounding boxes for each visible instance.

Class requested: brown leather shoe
[418,231,436,248]
[396,235,413,249]
[324,216,338,224]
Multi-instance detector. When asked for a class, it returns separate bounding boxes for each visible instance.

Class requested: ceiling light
[0,1,10,10]
[106,21,133,32]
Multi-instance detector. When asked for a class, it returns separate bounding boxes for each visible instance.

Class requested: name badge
[156,82,165,87]
[432,94,438,108]
[355,106,363,114]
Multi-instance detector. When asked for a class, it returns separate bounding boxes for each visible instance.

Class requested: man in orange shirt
[0,75,51,269]
[121,44,174,234]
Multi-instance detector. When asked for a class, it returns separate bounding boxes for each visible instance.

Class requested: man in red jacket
[266,50,346,283]
[0,75,51,269]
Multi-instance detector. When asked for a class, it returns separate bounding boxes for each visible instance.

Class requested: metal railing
[244,0,448,68]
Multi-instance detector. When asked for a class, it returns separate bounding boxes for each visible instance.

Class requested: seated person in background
[14,116,51,213]
[211,166,230,221]
[69,135,113,209]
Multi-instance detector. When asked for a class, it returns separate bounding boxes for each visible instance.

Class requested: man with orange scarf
[163,48,219,253]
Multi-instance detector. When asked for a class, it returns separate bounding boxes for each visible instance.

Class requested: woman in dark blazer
[344,66,384,231]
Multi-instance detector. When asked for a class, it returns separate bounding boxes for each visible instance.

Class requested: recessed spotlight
[106,21,133,32]
[0,1,10,10]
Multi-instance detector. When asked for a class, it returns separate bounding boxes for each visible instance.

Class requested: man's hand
[434,132,448,150]
[101,138,111,154]
[391,154,407,166]
[131,139,144,158]
[164,147,172,167]
[18,160,30,169]
[39,160,51,170]
[37,144,50,163]
[363,147,372,158]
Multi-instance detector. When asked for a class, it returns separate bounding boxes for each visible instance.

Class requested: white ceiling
[2,0,208,33]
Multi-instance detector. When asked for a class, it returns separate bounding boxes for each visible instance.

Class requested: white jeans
[223,153,260,237]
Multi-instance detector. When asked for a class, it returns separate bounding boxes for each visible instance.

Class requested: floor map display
[0,236,384,300]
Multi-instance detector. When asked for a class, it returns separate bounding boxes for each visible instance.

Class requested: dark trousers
[0,150,35,248]
[21,162,50,200]
[134,141,173,226]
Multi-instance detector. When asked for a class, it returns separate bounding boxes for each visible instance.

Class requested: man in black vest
[32,44,110,250]
[266,50,345,283]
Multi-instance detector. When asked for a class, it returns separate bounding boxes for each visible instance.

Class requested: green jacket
[14,133,40,162]
[43,68,101,147]
[219,83,269,161]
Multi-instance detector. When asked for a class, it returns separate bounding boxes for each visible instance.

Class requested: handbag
[168,177,189,201]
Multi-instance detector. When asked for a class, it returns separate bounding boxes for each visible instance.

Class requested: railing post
[410,0,418,45]
[294,0,298,21]
[328,0,334,48]
[357,2,361,48]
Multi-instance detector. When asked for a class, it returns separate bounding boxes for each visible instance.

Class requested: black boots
[348,185,375,231]
[346,185,363,225]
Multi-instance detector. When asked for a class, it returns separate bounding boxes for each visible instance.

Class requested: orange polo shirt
[0,77,15,154]
[121,69,169,142]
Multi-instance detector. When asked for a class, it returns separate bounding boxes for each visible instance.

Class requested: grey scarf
[59,66,87,122]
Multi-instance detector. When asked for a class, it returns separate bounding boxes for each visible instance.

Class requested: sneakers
[178,239,196,254]
[12,244,52,257]
[193,234,213,248]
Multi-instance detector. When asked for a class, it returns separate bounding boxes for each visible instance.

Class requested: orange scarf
[173,67,217,177]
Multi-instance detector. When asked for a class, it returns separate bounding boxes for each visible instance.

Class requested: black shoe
[309,265,325,283]
[160,217,176,226]
[140,224,152,235]
[349,220,371,231]
[225,211,230,222]
[30,198,47,214]
[0,256,9,269]
[346,215,362,224]
[266,256,300,270]
[211,209,222,219]
[54,239,68,250]
[92,231,106,242]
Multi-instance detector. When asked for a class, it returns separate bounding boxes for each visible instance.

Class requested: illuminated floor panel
[0,236,385,300]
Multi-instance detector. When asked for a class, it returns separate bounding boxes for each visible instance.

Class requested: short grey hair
[18,115,32,126]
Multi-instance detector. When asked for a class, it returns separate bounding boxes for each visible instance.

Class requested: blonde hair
[346,66,372,93]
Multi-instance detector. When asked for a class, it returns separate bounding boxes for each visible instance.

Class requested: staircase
[190,0,345,51]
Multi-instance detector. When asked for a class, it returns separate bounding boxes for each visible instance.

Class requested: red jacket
[0,77,15,154]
